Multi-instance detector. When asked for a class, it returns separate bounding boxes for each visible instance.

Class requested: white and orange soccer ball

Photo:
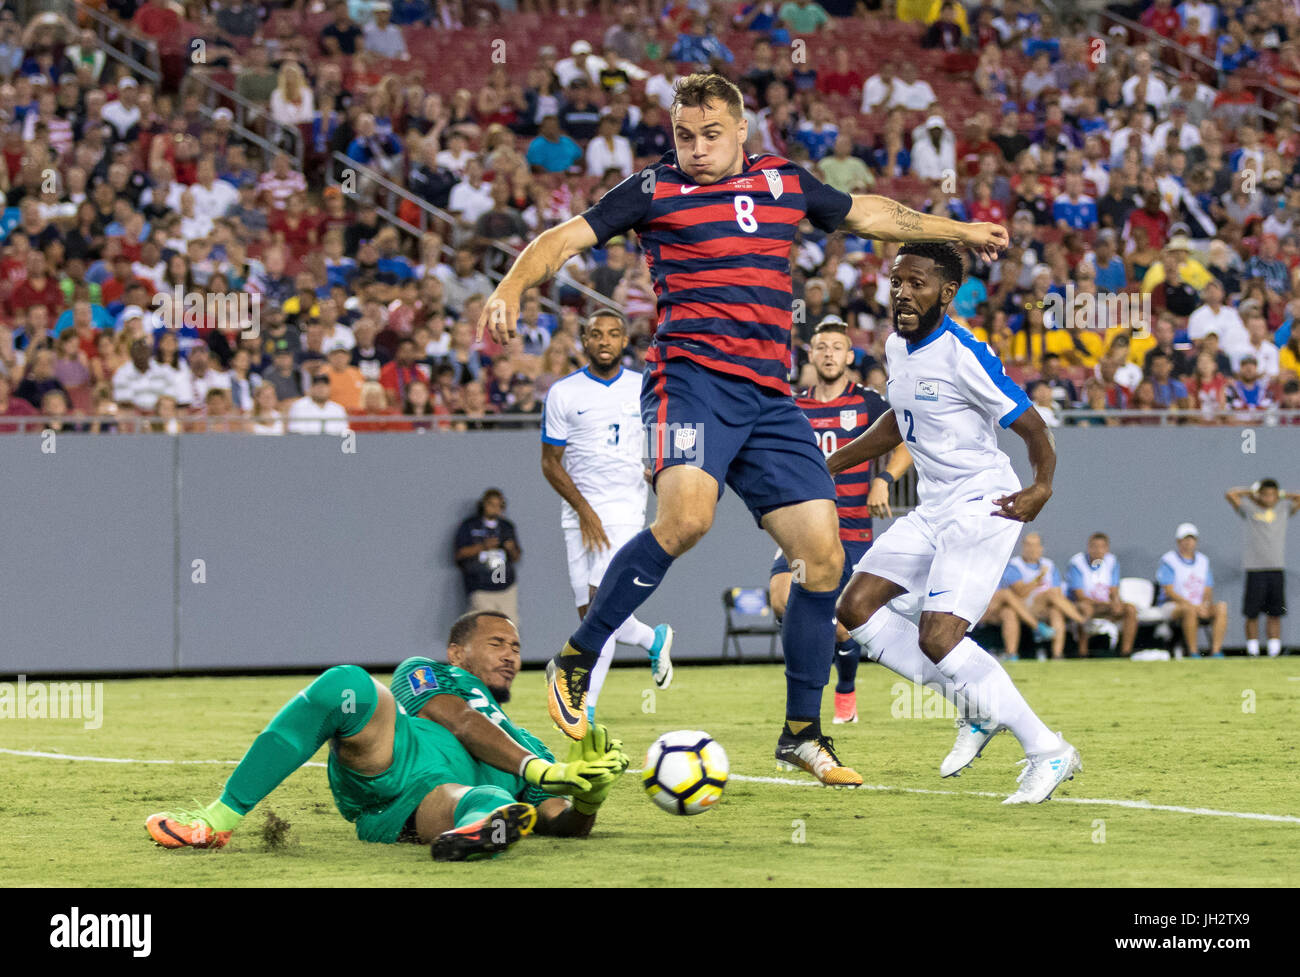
[641,730,728,815]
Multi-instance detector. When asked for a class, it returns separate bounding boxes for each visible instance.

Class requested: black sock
[783,717,822,741]
[834,640,860,693]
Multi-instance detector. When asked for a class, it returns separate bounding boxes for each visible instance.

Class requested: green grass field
[2,660,1298,887]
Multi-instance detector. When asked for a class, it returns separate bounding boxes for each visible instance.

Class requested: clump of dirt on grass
[260,810,295,850]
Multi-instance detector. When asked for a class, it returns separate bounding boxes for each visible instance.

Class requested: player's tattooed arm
[992,409,1056,522]
[842,195,1009,260]
[479,215,599,342]
[828,408,902,475]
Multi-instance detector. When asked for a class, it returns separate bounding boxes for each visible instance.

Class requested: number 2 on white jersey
[734,195,757,232]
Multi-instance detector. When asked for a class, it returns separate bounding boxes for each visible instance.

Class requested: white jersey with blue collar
[541,365,647,530]
[883,315,1032,513]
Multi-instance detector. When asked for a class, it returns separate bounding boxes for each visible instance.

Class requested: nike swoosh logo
[550,681,582,728]
[576,409,590,414]
[679,184,700,193]
[633,576,655,587]
[928,589,951,597]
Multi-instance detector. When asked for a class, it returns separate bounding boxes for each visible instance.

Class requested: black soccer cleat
[431,802,537,862]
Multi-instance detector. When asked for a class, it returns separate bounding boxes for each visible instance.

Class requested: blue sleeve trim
[950,320,1033,424]
[999,400,1030,428]
[541,434,567,446]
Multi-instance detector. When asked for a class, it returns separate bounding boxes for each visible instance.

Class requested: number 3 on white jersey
[734,195,757,232]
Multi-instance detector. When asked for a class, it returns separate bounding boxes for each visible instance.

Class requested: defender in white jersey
[541,310,674,718]
[828,242,1081,804]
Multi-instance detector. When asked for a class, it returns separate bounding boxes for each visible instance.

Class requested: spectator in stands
[454,488,522,621]
[236,46,278,106]
[910,114,955,181]
[1186,277,1246,351]
[362,2,409,60]
[1229,355,1275,411]
[818,134,874,194]
[324,343,365,412]
[1147,351,1192,409]
[0,371,38,432]
[1187,350,1231,418]
[526,114,582,173]
[1028,379,1061,427]
[890,58,936,111]
[586,113,634,178]
[604,4,648,61]
[250,382,285,435]
[1232,310,1280,381]
[287,370,350,435]
[379,336,431,404]
[779,0,831,35]
[270,63,315,128]
[1157,523,1228,657]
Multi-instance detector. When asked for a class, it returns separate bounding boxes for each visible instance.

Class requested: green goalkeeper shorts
[327,710,530,844]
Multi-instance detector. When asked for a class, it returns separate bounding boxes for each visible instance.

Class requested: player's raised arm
[478,215,600,344]
[991,408,1056,522]
[841,195,1008,262]
[827,408,902,476]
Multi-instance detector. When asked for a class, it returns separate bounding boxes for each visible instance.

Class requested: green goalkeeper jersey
[390,657,554,770]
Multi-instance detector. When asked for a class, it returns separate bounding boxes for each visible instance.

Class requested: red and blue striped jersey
[799,381,890,544]
[580,151,853,395]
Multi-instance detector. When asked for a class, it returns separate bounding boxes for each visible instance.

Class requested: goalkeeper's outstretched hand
[569,723,630,815]
[523,754,625,796]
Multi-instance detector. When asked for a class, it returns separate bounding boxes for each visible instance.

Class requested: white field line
[3,747,1297,824]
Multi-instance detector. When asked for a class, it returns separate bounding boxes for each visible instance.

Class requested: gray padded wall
[1,426,1296,674]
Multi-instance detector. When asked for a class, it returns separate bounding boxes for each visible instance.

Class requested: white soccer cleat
[940,717,1004,777]
[1002,734,1081,804]
[648,624,674,690]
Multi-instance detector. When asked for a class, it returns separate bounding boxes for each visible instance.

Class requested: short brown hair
[671,73,743,121]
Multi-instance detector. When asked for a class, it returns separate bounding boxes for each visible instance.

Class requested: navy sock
[571,528,675,658]
[834,639,860,694]
[782,582,838,723]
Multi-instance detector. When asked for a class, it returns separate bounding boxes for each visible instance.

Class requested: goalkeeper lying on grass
[146,610,629,861]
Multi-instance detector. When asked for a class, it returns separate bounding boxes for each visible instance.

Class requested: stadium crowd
[2,0,1300,434]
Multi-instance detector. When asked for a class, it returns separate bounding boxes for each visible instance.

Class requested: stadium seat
[722,587,781,661]
[1119,577,1175,654]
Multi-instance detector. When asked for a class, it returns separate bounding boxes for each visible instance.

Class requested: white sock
[933,638,1060,755]
[1247,638,1260,656]
[587,634,617,712]
[849,606,948,687]
[614,615,656,650]
[1267,638,1282,657]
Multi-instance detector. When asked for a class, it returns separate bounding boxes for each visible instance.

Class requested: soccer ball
[641,730,728,815]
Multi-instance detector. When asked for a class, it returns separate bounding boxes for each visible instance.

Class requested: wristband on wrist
[877,470,895,486]
[519,754,540,778]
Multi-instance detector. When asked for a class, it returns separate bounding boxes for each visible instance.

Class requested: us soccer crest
[763,168,783,199]
[674,425,697,451]
[840,409,857,429]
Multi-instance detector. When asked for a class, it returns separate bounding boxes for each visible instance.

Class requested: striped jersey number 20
[816,430,837,458]
[734,195,757,232]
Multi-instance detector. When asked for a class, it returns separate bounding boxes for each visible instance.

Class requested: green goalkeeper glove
[522,754,625,796]
[569,724,630,815]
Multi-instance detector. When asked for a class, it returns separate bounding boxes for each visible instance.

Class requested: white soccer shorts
[564,522,644,607]
[852,495,1024,628]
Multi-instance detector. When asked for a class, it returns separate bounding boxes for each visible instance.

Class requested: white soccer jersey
[542,366,648,531]
[883,316,1033,512]
[1066,552,1120,602]
[1156,549,1214,604]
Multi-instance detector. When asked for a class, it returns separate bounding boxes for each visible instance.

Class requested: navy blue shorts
[642,356,836,526]
[771,540,871,589]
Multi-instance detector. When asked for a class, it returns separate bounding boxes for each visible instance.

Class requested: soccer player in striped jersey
[478,73,1007,785]
[831,242,1081,804]
[541,309,675,718]
[769,315,912,725]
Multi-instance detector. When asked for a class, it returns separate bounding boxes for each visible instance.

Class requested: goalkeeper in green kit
[146,611,629,861]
